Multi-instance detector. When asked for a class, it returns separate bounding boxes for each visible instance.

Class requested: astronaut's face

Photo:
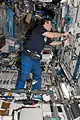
[45,20,52,31]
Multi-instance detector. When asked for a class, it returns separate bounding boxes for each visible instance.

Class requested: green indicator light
[55,117,59,120]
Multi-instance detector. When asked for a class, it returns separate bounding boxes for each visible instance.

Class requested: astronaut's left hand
[64,36,73,46]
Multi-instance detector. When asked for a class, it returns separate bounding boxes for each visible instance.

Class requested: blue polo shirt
[24,25,52,54]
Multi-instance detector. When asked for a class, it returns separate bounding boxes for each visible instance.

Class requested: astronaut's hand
[64,32,70,36]
[64,37,72,46]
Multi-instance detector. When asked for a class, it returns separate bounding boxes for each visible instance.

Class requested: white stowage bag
[42,94,51,102]
[60,83,70,99]
[0,116,12,120]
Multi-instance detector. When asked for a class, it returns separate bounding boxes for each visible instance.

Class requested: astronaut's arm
[49,41,63,46]
[42,31,69,39]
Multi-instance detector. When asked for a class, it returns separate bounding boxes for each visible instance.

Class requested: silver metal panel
[20,108,43,120]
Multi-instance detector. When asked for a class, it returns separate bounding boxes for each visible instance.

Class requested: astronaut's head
[41,18,52,31]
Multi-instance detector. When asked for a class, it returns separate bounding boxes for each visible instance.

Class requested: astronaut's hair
[41,18,51,25]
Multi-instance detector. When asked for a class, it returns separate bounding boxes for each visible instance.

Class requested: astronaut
[16,18,70,90]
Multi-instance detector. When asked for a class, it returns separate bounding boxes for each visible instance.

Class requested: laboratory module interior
[0,0,80,120]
